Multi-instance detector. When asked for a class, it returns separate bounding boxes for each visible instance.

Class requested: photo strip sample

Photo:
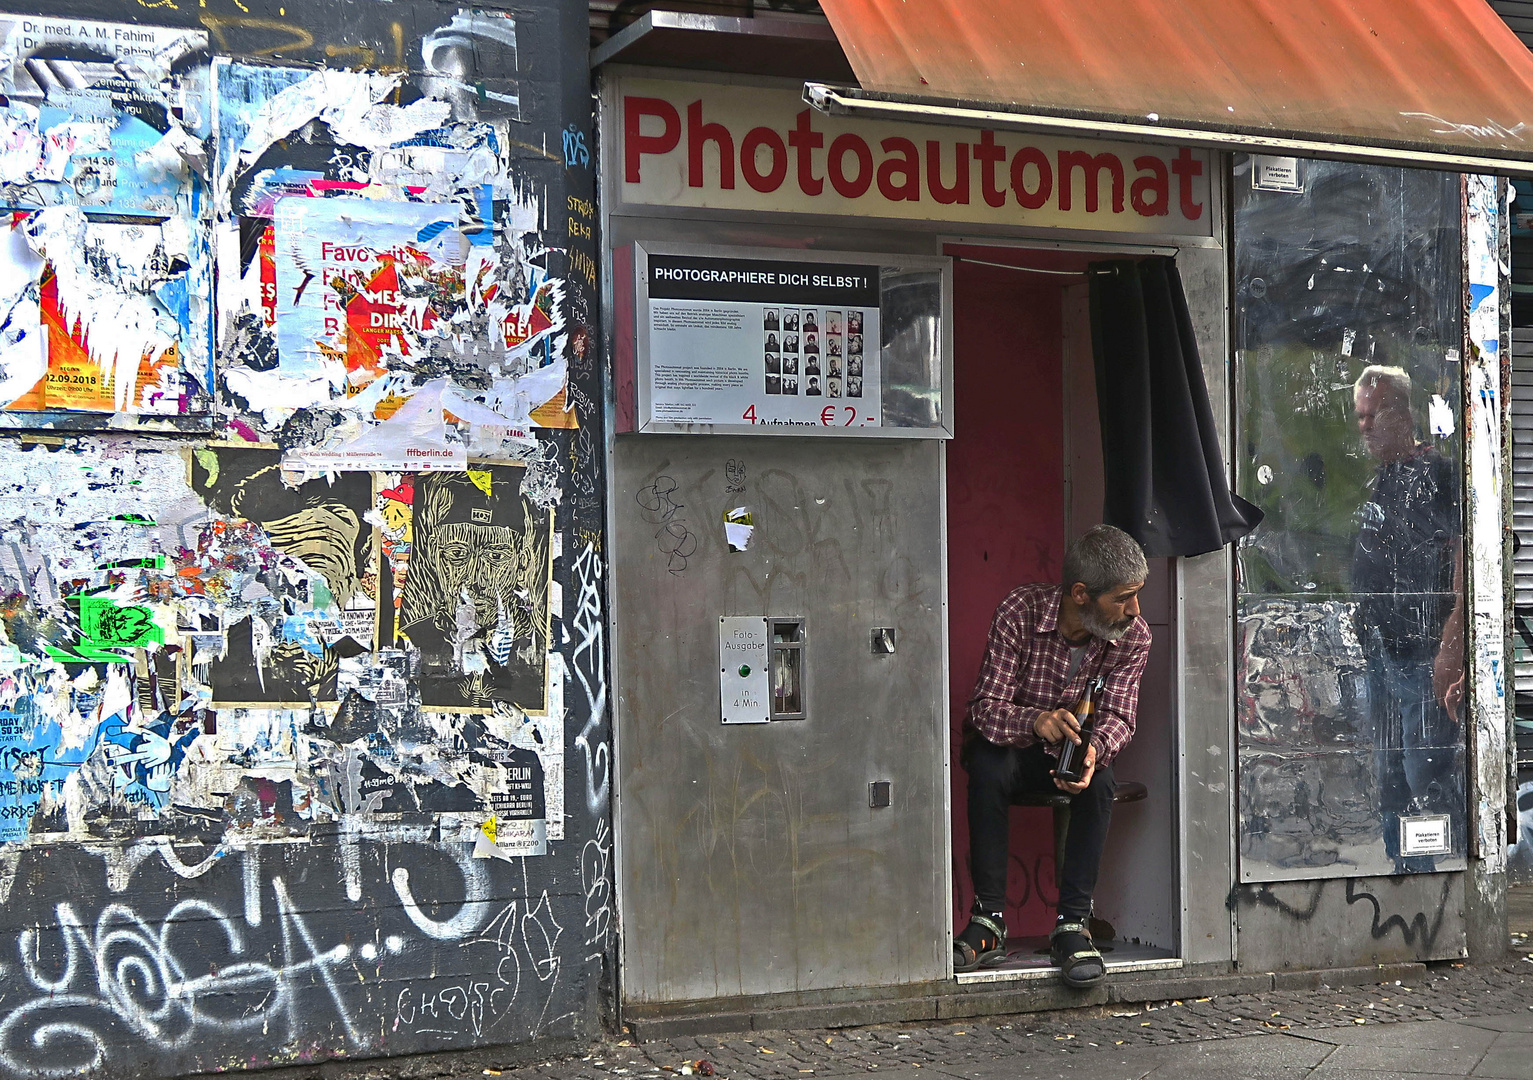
[766,307,864,397]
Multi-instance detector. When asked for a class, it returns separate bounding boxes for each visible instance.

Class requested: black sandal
[1050,921,1104,987]
[953,911,1007,973]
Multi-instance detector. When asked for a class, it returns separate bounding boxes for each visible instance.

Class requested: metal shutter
[1493,0,1533,49]
[1513,325,1533,695]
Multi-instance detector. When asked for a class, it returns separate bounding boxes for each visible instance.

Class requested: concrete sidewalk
[847,1012,1533,1078]
[481,959,1533,1080]
[452,889,1533,1080]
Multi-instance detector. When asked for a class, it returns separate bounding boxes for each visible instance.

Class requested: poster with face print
[397,465,553,712]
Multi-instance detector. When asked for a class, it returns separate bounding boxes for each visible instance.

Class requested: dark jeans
[966,738,1115,922]
[1364,634,1463,874]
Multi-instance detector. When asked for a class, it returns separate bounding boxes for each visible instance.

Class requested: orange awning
[809,0,1533,174]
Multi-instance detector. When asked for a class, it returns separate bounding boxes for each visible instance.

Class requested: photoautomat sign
[646,253,882,428]
[616,77,1214,236]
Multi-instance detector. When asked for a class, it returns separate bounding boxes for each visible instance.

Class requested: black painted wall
[0,0,610,1076]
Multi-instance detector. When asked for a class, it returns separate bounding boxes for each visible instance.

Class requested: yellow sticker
[468,469,493,498]
[480,816,497,843]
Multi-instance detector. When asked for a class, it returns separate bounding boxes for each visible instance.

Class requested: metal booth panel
[1231,872,1466,970]
[613,435,948,1003]
[1172,242,1239,965]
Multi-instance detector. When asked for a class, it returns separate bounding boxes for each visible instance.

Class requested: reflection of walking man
[1351,365,1460,872]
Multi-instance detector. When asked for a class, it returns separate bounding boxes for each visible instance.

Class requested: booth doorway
[944,243,1181,978]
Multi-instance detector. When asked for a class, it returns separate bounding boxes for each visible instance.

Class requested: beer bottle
[1054,677,1103,783]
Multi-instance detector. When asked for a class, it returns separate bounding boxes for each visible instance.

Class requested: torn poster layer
[0,16,575,860]
[213,59,572,454]
[0,441,564,847]
[0,16,210,425]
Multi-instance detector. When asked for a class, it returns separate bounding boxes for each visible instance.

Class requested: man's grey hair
[1354,364,1412,409]
[1063,525,1149,599]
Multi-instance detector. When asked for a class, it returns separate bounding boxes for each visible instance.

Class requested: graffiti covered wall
[0,0,608,1076]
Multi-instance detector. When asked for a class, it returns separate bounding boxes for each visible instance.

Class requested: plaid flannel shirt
[965,583,1152,766]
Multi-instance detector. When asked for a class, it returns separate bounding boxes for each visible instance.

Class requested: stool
[1012,780,1148,943]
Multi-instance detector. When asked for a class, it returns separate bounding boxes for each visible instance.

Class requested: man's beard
[1080,601,1133,642]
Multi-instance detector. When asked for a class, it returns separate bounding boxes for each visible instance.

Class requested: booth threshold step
[955,936,1180,984]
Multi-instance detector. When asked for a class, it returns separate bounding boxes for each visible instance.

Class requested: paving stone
[929,1045,1166,1079]
[1132,1043,1326,1078]
[1471,1049,1533,1079]
[1459,1014,1533,1034]
[1305,1073,1473,1080]
[1315,1045,1487,1074]
[1286,1020,1498,1052]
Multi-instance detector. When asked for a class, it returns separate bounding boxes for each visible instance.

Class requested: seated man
[955,525,1151,986]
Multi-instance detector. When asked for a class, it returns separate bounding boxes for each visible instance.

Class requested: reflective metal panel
[1231,872,1467,969]
[612,436,947,1003]
[1233,158,1468,881]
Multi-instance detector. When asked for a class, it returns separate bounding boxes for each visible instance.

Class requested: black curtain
[1088,257,1262,558]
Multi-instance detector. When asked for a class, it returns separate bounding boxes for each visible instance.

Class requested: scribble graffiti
[1344,876,1452,950]
[0,833,590,1077]
[1226,877,1454,954]
[636,475,697,573]
[562,126,590,169]
[724,458,747,494]
[1226,881,1326,920]
[0,883,355,1078]
[580,817,613,961]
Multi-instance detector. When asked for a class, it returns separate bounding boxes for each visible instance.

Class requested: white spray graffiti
[0,832,581,1077]
[2,882,354,1078]
[580,816,613,962]
[392,854,493,941]
[569,542,609,816]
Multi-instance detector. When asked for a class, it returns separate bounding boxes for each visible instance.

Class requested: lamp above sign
[614,76,1215,237]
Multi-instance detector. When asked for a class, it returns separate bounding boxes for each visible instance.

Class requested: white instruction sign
[1400,814,1452,857]
[719,616,769,724]
[1251,156,1303,193]
[647,254,881,430]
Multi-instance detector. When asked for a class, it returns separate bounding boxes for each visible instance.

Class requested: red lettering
[789,109,825,196]
[1009,146,1052,210]
[1130,155,1170,216]
[1172,147,1204,219]
[926,140,969,205]
[624,96,680,184]
[828,133,873,198]
[974,130,1007,208]
[1058,150,1124,213]
[687,100,734,189]
[877,137,920,202]
[741,126,788,192]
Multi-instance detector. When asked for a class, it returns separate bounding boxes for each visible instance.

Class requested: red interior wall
[946,256,1066,938]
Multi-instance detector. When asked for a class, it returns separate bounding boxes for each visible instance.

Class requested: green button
[738,664,752,677]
